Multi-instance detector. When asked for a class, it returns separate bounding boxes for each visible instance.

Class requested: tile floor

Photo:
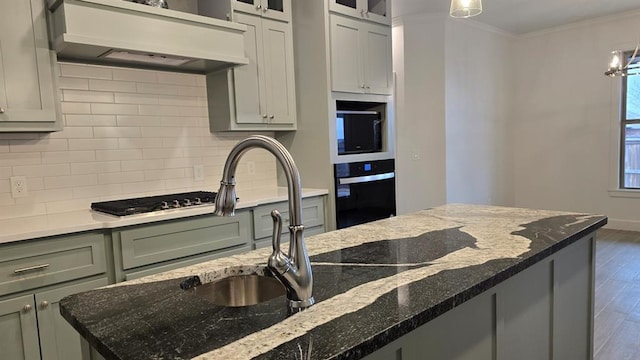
[594,229,640,359]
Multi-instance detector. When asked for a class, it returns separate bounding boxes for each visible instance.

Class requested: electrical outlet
[10,176,28,198]
[247,161,255,176]
[193,164,205,181]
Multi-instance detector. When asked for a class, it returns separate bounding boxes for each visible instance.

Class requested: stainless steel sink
[187,275,286,307]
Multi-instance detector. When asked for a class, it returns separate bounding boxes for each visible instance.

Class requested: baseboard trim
[603,218,640,232]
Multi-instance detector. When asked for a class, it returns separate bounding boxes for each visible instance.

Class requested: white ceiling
[392,0,640,34]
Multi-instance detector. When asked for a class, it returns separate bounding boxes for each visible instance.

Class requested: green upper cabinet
[329,0,390,25]
[234,0,291,22]
[204,1,297,131]
[0,0,62,132]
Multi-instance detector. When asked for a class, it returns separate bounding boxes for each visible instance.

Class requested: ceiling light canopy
[450,0,482,18]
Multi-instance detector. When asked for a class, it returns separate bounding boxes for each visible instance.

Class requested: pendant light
[450,0,483,18]
[605,46,639,77]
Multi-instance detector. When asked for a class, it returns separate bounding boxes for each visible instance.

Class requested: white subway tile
[165,177,199,190]
[48,127,94,139]
[136,82,180,95]
[0,203,46,219]
[45,199,92,214]
[143,148,184,159]
[0,141,8,153]
[164,157,202,169]
[45,174,98,189]
[41,151,95,164]
[113,68,157,83]
[122,180,166,194]
[93,127,141,138]
[71,161,121,175]
[68,138,119,150]
[63,90,114,103]
[194,76,206,87]
[162,137,202,148]
[27,177,44,191]
[116,115,161,127]
[0,192,15,206]
[156,94,199,106]
[121,159,164,171]
[157,72,199,86]
[73,184,123,199]
[65,114,117,127]
[0,179,9,193]
[177,85,207,97]
[9,139,68,152]
[139,104,205,117]
[61,102,91,114]
[95,149,143,161]
[144,168,185,180]
[140,127,182,138]
[98,171,145,184]
[13,164,70,177]
[60,63,112,79]
[89,79,137,92]
[160,116,201,127]
[0,167,11,179]
[115,92,159,105]
[59,77,89,90]
[29,188,73,203]
[118,138,163,149]
[91,103,139,115]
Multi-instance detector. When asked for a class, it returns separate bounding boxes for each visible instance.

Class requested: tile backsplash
[0,62,277,219]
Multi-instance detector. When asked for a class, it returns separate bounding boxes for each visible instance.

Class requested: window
[620,54,640,188]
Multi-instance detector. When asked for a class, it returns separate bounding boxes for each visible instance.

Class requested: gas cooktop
[91,191,216,216]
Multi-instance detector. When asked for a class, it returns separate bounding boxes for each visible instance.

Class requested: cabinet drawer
[253,197,325,239]
[0,232,107,295]
[117,211,251,270]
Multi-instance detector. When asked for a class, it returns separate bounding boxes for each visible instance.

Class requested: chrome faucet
[214,135,315,310]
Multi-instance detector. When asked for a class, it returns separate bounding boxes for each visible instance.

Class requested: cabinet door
[36,278,108,360]
[329,0,362,20]
[234,0,291,22]
[0,295,40,360]
[361,0,391,25]
[0,0,61,132]
[234,13,267,124]
[363,22,393,95]
[330,15,366,94]
[262,19,296,125]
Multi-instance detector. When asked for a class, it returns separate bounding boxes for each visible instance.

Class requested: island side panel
[364,231,596,360]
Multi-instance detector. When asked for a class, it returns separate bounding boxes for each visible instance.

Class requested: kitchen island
[60,204,606,360]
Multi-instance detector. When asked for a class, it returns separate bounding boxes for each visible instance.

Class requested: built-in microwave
[336,101,384,155]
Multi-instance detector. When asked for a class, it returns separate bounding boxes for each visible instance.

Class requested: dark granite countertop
[60,204,607,360]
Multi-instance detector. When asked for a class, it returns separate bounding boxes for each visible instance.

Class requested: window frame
[618,51,640,189]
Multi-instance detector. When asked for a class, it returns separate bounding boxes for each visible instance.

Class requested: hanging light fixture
[605,46,639,77]
[450,0,483,18]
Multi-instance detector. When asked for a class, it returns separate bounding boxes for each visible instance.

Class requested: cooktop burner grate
[91,191,216,216]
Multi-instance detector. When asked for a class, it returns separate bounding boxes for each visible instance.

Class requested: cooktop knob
[183,199,192,206]
[161,201,170,210]
[193,197,202,205]
[172,200,181,208]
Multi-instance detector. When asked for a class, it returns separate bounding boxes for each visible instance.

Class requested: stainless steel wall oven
[334,159,396,229]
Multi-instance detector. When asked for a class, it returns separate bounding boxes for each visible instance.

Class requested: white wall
[393,14,513,214]
[393,13,447,214]
[445,20,514,205]
[512,12,640,229]
[0,62,277,220]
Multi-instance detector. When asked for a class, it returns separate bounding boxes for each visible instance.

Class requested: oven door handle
[338,172,395,185]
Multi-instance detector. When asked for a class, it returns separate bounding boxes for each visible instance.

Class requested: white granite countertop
[0,188,328,245]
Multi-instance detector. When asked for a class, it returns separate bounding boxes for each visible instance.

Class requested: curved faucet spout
[214,135,314,309]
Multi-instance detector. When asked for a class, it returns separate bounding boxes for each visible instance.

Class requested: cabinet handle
[23,304,32,313]
[14,263,50,274]
[256,4,262,10]
[40,301,49,309]
[262,114,268,119]
[366,85,371,89]
[0,107,4,114]
[263,6,268,12]
[269,115,274,119]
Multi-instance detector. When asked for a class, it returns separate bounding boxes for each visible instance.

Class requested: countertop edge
[0,188,328,245]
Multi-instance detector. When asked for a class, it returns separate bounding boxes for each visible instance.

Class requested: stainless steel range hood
[48,0,248,73]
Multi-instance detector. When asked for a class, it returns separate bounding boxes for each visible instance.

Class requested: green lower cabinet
[0,277,108,360]
[0,294,40,360]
